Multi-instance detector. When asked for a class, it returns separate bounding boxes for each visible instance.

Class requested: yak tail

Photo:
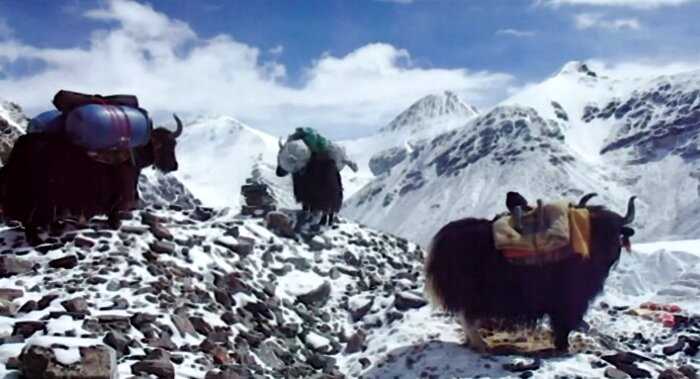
[423,236,444,310]
[423,218,494,315]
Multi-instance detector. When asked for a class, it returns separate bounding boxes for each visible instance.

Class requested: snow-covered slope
[0,99,27,165]
[379,90,478,136]
[343,105,635,246]
[340,91,479,196]
[174,115,292,210]
[344,63,700,247]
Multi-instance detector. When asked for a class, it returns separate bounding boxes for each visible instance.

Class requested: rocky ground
[0,202,425,379]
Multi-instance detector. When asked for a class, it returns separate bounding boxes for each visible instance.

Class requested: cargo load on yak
[279,127,358,173]
[492,192,595,266]
[27,90,152,151]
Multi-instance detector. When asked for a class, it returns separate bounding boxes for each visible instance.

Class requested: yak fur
[424,199,635,352]
[0,124,180,245]
[277,151,343,226]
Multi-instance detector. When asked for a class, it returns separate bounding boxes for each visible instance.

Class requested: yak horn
[279,138,284,149]
[512,206,523,233]
[578,193,598,208]
[623,196,636,225]
[173,114,183,138]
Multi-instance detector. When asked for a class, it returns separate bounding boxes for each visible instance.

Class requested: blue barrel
[65,104,152,150]
[27,110,64,134]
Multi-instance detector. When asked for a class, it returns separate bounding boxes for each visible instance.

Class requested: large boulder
[19,343,117,379]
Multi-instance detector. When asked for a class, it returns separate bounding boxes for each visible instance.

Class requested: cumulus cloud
[574,13,641,30]
[540,0,696,9]
[496,29,537,37]
[0,0,512,138]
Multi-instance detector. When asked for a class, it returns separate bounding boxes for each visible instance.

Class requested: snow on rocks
[0,205,425,378]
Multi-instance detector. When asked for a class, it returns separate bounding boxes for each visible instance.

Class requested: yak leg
[550,306,586,352]
[460,315,487,353]
[107,210,121,230]
[25,225,43,246]
[320,213,329,226]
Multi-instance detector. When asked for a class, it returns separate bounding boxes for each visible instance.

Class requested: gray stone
[265,211,295,238]
[49,255,78,269]
[394,291,427,311]
[150,241,176,255]
[0,298,16,316]
[131,359,175,379]
[344,330,366,354]
[0,288,24,301]
[103,331,131,358]
[297,281,331,307]
[604,367,630,379]
[171,314,196,337]
[61,297,89,314]
[0,256,34,277]
[19,344,116,379]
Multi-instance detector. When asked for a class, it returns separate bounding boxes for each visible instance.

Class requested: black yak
[276,150,343,227]
[424,193,636,353]
[0,115,183,245]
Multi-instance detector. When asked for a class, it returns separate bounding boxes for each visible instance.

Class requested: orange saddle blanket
[493,200,591,265]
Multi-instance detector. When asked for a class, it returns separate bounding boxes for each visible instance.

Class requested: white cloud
[496,29,537,37]
[0,0,512,139]
[269,45,284,56]
[574,13,641,30]
[585,58,700,78]
[540,0,696,9]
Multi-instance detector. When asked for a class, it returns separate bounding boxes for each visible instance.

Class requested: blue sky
[1,0,699,138]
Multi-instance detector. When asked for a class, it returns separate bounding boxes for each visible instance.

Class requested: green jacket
[290,127,330,154]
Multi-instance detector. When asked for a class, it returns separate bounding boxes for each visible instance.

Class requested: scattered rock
[171,314,197,337]
[150,241,176,255]
[103,331,131,358]
[394,291,427,311]
[61,297,89,315]
[297,281,331,307]
[604,367,630,379]
[265,211,295,238]
[0,256,34,277]
[131,359,175,379]
[19,344,116,379]
[0,288,24,301]
[13,321,46,338]
[150,223,174,240]
[49,255,78,269]
[658,368,689,379]
[0,298,17,316]
[73,236,97,248]
[344,330,366,354]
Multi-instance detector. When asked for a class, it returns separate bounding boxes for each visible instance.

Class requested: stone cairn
[240,179,276,217]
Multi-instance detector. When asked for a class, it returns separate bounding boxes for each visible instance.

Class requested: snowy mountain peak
[557,60,599,78]
[379,90,478,135]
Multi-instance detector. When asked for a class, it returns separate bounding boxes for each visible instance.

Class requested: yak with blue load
[0,90,183,245]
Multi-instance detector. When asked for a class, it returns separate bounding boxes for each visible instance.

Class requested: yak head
[149,114,183,173]
[276,138,310,177]
[576,193,637,268]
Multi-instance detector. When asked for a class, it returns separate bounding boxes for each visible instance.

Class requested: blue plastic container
[27,110,64,134]
[65,104,152,150]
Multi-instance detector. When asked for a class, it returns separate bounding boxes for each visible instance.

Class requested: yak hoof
[107,213,122,230]
[25,229,43,246]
